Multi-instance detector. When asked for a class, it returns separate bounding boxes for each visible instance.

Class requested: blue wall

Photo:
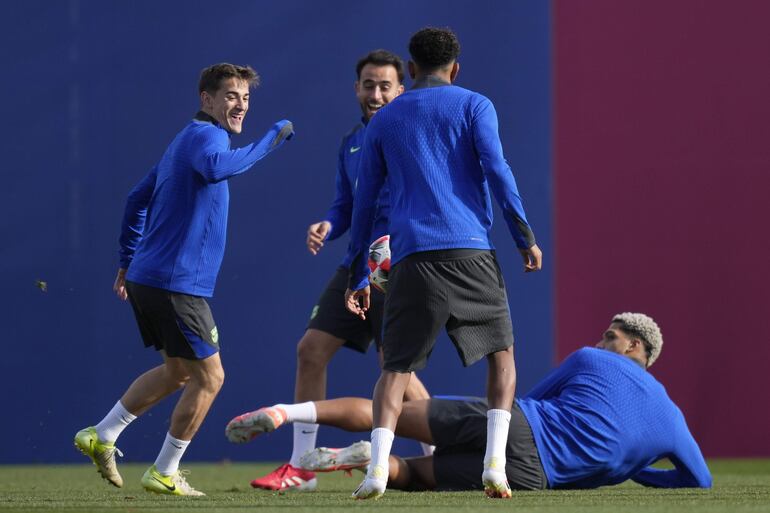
[0,0,551,463]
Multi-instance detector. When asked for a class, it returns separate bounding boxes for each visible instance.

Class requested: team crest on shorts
[210,326,219,344]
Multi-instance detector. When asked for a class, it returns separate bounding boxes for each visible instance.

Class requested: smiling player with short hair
[74,63,293,497]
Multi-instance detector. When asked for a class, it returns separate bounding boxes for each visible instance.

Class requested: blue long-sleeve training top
[347,76,536,290]
[120,112,293,297]
[518,348,712,489]
[323,121,389,268]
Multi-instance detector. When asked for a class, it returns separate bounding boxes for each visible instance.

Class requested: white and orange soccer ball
[368,235,391,293]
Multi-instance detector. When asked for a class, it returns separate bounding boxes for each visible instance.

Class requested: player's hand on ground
[520,244,543,273]
[307,221,331,255]
[113,268,128,300]
[345,286,370,320]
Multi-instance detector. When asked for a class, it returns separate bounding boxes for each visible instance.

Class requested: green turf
[0,460,768,512]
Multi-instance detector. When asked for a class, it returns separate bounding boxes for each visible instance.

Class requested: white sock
[274,402,317,424]
[154,433,191,476]
[289,422,319,467]
[369,427,394,480]
[483,409,511,471]
[95,401,137,443]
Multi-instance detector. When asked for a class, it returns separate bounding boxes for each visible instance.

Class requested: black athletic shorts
[382,250,514,372]
[429,397,547,491]
[126,281,220,360]
[306,266,385,353]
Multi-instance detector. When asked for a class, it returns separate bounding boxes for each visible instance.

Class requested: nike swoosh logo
[152,476,176,492]
[170,442,183,449]
[349,146,361,153]
[301,430,316,434]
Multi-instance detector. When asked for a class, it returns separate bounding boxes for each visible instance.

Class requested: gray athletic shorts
[126,281,219,360]
[382,250,514,372]
[306,266,385,353]
[428,397,547,491]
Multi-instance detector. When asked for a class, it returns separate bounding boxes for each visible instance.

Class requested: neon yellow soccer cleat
[141,465,205,496]
[74,426,124,488]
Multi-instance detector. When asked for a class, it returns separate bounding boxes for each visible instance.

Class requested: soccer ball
[368,235,391,293]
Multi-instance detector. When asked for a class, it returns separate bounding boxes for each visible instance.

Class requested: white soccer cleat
[300,441,371,472]
[352,464,387,500]
[225,406,287,443]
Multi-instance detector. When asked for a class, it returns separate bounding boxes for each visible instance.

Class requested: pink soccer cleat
[250,463,317,492]
[225,406,287,443]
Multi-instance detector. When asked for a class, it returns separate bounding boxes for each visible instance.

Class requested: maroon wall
[554,0,770,457]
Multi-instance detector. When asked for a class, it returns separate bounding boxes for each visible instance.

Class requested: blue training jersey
[347,76,536,290]
[323,121,389,268]
[518,348,712,489]
[120,113,292,297]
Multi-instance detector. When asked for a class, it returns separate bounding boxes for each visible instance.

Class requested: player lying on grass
[226,313,712,493]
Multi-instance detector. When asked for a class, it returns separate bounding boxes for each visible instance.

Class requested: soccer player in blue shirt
[74,63,293,496]
[232,313,712,492]
[235,50,431,493]
[344,28,542,498]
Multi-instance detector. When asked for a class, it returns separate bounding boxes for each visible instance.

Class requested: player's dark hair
[199,63,260,94]
[408,27,461,71]
[356,49,405,84]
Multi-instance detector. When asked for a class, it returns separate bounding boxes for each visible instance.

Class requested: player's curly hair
[408,27,461,71]
[612,312,664,368]
[356,49,405,83]
[199,63,260,94]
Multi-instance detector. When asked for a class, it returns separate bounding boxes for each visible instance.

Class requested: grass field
[1,460,769,512]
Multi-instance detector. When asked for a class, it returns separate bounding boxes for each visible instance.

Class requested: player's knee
[207,365,225,393]
[348,406,372,430]
[297,333,335,369]
[187,362,225,394]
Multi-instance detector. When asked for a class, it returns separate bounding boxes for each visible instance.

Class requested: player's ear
[628,338,643,353]
[354,80,360,94]
[200,90,212,109]
[450,61,460,82]
[408,60,417,80]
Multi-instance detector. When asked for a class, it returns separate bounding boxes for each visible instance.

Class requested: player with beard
[235,50,431,493]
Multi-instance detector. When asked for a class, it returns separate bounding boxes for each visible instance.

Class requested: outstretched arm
[191,120,293,183]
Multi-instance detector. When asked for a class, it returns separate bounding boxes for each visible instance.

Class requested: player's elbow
[198,167,226,183]
[695,472,713,488]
